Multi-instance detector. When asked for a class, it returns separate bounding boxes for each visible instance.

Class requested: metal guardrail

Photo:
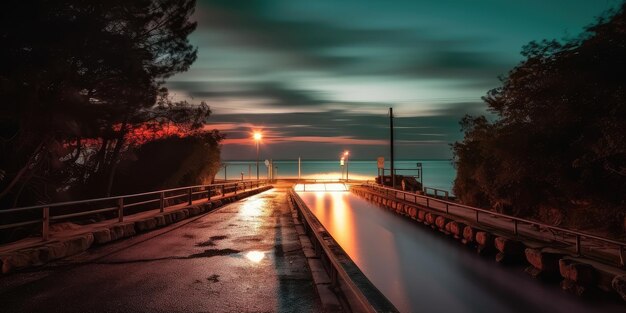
[0,180,268,242]
[289,189,396,313]
[362,182,626,267]
[295,180,349,192]
[423,187,449,199]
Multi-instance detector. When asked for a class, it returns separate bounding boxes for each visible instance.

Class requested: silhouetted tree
[112,131,223,195]
[0,0,221,207]
[453,3,626,236]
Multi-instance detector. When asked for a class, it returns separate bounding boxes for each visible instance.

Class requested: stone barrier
[524,248,563,279]
[495,237,526,264]
[0,185,272,275]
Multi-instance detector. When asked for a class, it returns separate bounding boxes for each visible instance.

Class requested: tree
[0,0,221,208]
[453,3,626,235]
[112,131,223,195]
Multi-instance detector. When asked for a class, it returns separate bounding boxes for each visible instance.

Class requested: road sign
[264,159,269,167]
[340,158,345,166]
[377,157,385,169]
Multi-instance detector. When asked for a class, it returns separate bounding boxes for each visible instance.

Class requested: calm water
[297,189,623,313]
[218,160,456,192]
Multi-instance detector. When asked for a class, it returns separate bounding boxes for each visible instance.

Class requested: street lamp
[343,151,349,181]
[253,132,262,180]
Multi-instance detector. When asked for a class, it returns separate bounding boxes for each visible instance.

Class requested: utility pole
[256,140,260,180]
[389,107,395,189]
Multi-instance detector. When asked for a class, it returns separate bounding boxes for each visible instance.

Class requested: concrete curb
[0,186,273,275]
[288,195,343,312]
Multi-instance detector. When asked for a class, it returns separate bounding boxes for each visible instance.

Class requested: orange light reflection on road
[320,192,356,259]
[313,191,326,223]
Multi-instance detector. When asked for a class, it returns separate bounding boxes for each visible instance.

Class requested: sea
[217,159,457,193]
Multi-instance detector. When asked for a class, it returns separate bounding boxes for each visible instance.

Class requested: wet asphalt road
[0,186,322,313]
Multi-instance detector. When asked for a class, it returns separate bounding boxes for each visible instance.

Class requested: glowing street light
[253,131,262,180]
[343,150,350,181]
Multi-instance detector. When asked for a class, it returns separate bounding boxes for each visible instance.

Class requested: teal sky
[167,0,620,160]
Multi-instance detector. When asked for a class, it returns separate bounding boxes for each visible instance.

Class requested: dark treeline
[453,3,626,237]
[0,0,222,209]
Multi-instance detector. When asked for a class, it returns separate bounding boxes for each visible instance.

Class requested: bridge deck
[0,184,323,313]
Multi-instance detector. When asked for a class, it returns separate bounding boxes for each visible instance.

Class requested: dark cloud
[207,105,472,144]
[195,0,509,81]
[168,80,328,106]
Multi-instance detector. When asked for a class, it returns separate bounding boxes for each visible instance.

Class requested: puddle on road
[207,274,220,283]
[188,249,240,259]
[244,250,265,263]
[196,240,216,247]
[232,235,263,243]
[240,198,266,217]
[196,235,229,247]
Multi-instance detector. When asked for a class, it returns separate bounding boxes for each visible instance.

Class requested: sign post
[340,157,345,180]
[416,162,423,191]
[377,157,384,184]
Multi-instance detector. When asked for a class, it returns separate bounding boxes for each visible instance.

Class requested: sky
[166,0,620,160]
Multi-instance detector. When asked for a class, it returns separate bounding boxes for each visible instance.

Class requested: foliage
[0,0,222,208]
[112,131,223,195]
[453,4,626,234]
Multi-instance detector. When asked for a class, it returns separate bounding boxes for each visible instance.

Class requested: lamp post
[253,132,262,180]
[343,151,349,181]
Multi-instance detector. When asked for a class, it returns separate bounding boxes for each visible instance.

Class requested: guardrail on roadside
[361,182,626,268]
[0,180,268,243]
[294,180,349,192]
[423,187,450,199]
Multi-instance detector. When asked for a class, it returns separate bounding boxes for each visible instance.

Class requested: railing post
[42,207,50,241]
[234,183,238,195]
[208,186,212,201]
[188,188,193,205]
[475,210,479,223]
[575,234,581,255]
[620,246,625,268]
[118,198,124,222]
[159,192,165,212]
[426,198,429,208]
[445,202,449,214]
[513,220,518,236]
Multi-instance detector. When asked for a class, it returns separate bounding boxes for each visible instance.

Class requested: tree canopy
[0,0,222,208]
[453,4,626,235]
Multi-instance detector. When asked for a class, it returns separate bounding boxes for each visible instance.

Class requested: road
[0,185,322,313]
